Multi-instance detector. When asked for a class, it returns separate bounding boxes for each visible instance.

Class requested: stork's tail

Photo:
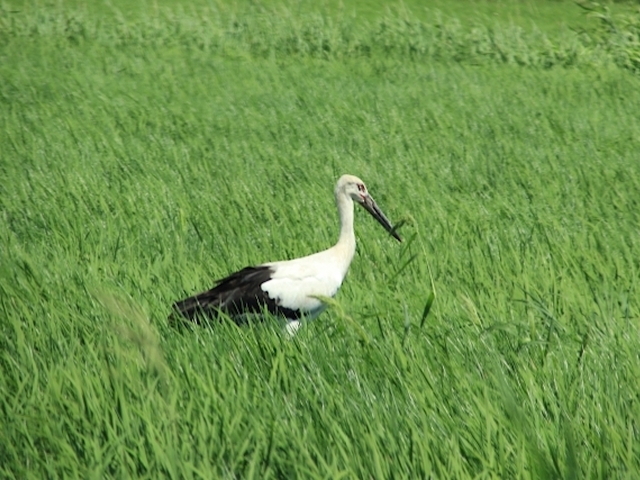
[169,265,274,325]
[169,290,221,325]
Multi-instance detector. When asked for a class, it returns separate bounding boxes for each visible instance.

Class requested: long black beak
[360,194,402,242]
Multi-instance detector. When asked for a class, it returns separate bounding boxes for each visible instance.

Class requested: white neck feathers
[334,188,357,269]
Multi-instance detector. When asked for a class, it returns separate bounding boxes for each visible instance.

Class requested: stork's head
[336,174,402,242]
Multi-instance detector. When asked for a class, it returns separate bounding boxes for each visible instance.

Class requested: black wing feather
[171,265,302,324]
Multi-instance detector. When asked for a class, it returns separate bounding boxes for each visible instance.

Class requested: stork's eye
[357,183,365,192]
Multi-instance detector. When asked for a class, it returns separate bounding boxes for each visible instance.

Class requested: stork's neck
[335,190,356,261]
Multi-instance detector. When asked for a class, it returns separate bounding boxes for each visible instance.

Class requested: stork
[171,174,401,333]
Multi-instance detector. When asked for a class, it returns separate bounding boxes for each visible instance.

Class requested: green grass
[1,1,640,478]
[18,0,639,35]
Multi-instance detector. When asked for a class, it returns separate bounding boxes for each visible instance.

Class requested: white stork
[171,174,401,333]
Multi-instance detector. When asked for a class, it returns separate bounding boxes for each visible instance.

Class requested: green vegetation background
[1,0,639,477]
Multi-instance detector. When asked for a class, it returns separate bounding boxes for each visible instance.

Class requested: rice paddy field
[1,0,640,477]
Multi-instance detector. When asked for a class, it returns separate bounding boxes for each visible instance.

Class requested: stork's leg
[285,320,302,337]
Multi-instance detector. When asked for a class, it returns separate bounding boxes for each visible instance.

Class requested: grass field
[1,0,640,477]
